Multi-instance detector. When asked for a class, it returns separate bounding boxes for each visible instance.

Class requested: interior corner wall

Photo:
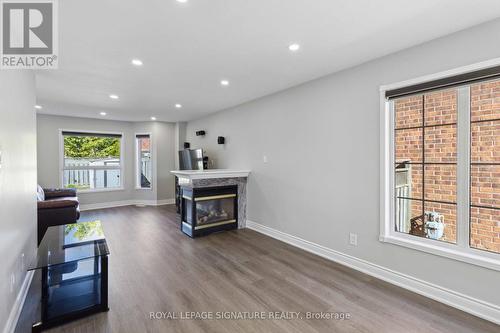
[184,18,500,307]
[36,115,176,205]
[174,122,187,169]
[0,71,37,332]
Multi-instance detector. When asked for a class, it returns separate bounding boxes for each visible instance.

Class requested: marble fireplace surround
[170,170,251,228]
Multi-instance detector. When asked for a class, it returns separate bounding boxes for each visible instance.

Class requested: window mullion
[456,86,470,249]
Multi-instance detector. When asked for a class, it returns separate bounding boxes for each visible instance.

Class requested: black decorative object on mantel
[217,136,225,144]
[196,130,206,136]
[183,142,190,149]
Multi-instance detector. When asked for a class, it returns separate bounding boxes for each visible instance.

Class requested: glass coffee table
[28,221,110,332]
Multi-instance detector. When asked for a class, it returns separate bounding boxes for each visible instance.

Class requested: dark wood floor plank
[14,205,499,333]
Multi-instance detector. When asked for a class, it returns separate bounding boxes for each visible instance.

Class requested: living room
[1,1,500,332]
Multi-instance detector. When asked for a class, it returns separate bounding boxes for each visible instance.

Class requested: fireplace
[181,185,238,237]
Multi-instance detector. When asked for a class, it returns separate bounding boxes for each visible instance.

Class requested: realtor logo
[1,0,58,69]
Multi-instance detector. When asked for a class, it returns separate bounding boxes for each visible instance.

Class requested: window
[135,134,152,189]
[394,88,458,244]
[62,131,122,191]
[381,64,500,269]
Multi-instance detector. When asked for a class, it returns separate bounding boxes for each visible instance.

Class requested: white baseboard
[80,198,175,211]
[80,200,135,211]
[3,270,34,333]
[133,199,176,207]
[246,220,500,325]
[156,198,176,206]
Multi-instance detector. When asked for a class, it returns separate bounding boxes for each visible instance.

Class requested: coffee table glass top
[29,221,109,271]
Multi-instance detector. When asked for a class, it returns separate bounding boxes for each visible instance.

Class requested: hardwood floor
[15,205,499,333]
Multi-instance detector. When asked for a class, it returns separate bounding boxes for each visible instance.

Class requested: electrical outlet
[349,233,358,246]
[263,155,268,163]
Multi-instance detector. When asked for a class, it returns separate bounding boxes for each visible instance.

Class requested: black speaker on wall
[217,136,225,144]
[196,130,206,136]
[183,142,190,149]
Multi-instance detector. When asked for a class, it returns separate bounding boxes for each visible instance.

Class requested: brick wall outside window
[395,89,458,243]
[470,80,500,253]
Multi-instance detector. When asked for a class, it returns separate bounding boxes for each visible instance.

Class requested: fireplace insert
[181,185,238,237]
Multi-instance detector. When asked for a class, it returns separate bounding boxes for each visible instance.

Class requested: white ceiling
[36,0,500,122]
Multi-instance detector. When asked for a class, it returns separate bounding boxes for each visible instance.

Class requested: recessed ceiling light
[109,94,119,100]
[100,112,107,116]
[131,59,143,66]
[34,105,42,110]
[176,0,188,3]
[151,116,157,121]
[175,104,182,108]
[220,80,229,86]
[288,43,300,52]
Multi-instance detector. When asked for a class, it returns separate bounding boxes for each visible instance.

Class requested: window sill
[380,234,500,272]
[75,187,125,194]
[135,187,153,191]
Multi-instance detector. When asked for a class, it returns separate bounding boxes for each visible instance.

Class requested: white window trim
[59,129,125,193]
[134,132,154,190]
[379,58,500,272]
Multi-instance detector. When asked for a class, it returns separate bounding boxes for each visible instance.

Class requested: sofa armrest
[37,202,80,245]
[38,200,78,210]
[43,188,77,199]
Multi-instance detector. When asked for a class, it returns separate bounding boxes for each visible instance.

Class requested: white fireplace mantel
[170,169,251,181]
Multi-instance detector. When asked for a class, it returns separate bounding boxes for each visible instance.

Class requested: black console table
[28,221,110,332]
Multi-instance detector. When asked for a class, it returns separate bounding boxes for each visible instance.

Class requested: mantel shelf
[170,169,250,180]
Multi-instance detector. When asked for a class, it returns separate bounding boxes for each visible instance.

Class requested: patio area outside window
[62,131,122,191]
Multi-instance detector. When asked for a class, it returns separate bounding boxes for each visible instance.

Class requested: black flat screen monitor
[179,149,204,170]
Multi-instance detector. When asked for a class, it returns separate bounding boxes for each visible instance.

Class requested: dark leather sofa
[37,187,80,245]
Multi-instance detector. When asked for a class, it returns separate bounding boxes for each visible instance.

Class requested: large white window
[61,131,123,192]
[381,62,500,270]
[135,134,152,189]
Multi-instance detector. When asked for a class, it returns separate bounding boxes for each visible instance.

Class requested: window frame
[380,58,500,271]
[134,132,153,190]
[59,129,125,193]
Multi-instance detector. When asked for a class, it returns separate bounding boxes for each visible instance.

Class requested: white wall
[152,121,177,201]
[185,19,500,308]
[36,115,176,205]
[0,72,37,332]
